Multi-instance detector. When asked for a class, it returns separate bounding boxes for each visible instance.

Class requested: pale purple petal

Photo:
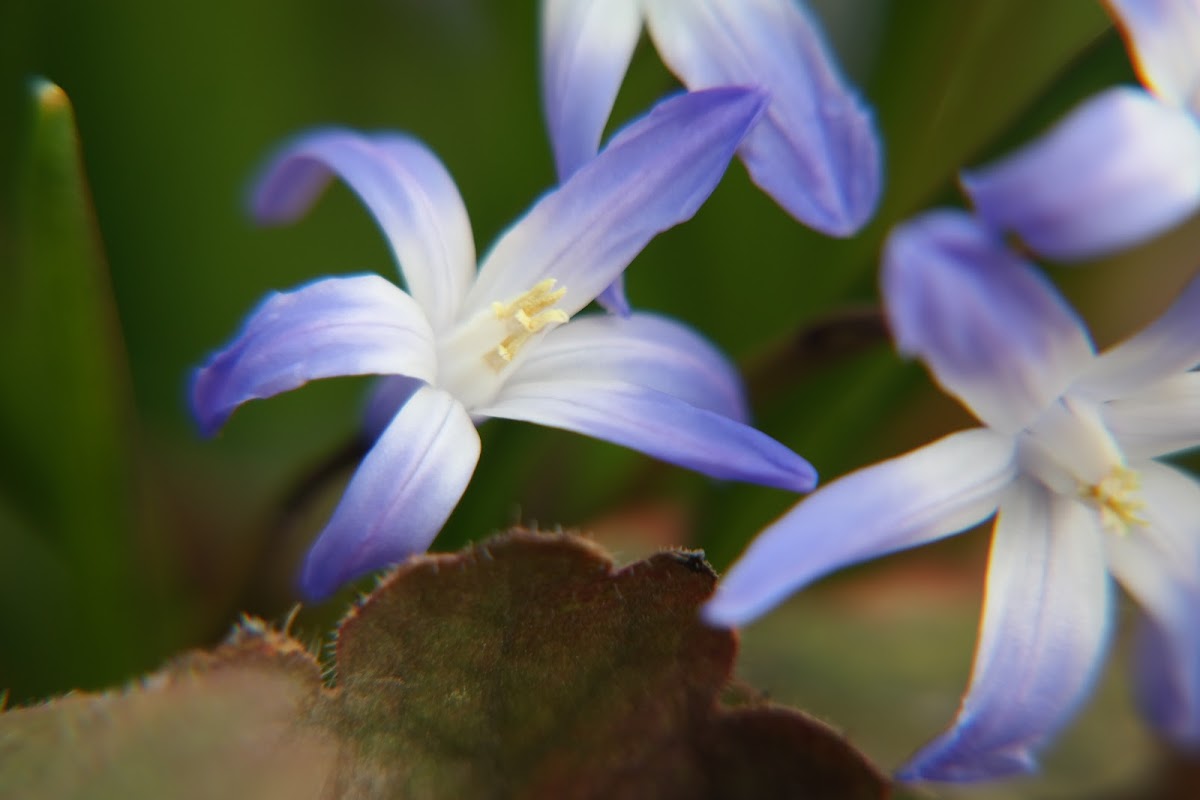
[643,0,881,234]
[961,87,1200,261]
[540,0,643,319]
[300,385,481,601]
[899,482,1112,782]
[1078,269,1200,398]
[703,428,1016,627]
[594,276,632,318]
[513,311,748,421]
[1107,461,1200,746]
[541,0,643,180]
[1108,0,1200,109]
[1104,373,1200,459]
[467,87,767,317]
[478,378,813,491]
[882,210,1094,434]
[192,275,437,436]
[251,128,476,328]
[1131,613,1200,749]
[362,375,426,442]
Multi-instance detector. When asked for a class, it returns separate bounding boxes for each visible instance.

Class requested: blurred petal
[362,374,426,442]
[1104,373,1200,459]
[882,210,1094,434]
[962,88,1200,260]
[704,428,1015,627]
[899,482,1112,782]
[1131,613,1200,748]
[541,0,643,179]
[300,385,481,601]
[1018,396,1135,501]
[1106,462,1200,745]
[251,128,476,328]
[643,0,881,234]
[514,311,749,421]
[595,275,632,317]
[1108,0,1200,109]
[467,87,766,316]
[192,275,436,436]
[479,379,813,491]
[1078,269,1200,398]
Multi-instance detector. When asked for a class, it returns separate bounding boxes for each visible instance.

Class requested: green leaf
[0,532,888,799]
[0,79,164,696]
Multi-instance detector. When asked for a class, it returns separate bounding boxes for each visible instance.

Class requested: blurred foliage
[0,79,175,696]
[0,532,888,799]
[1,0,1198,795]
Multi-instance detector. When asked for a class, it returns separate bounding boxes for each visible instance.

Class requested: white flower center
[1017,395,1146,534]
[437,278,571,410]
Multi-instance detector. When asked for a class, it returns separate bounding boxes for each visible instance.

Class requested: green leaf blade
[0,79,161,697]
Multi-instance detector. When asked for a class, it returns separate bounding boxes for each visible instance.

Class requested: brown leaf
[0,530,887,799]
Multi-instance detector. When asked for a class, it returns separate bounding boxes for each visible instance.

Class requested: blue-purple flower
[961,0,1200,260]
[541,0,882,312]
[704,209,1200,781]
[192,88,816,602]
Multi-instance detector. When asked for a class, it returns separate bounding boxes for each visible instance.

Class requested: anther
[487,279,570,367]
[1082,466,1147,534]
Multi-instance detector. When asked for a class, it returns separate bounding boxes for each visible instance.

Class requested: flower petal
[594,276,632,318]
[899,482,1112,782]
[1131,611,1200,748]
[1135,460,1200,570]
[961,87,1200,261]
[540,0,643,320]
[642,0,881,234]
[541,0,643,180]
[299,385,481,601]
[251,128,476,328]
[1107,461,1200,745]
[1104,372,1200,460]
[478,378,813,492]
[882,210,1094,434]
[362,375,426,443]
[1078,268,1200,398]
[467,87,767,317]
[191,275,437,436]
[513,311,749,422]
[1108,0,1200,110]
[703,428,1015,627]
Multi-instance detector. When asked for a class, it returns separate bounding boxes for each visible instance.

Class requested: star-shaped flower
[961,0,1200,260]
[193,88,816,601]
[704,209,1200,781]
[541,0,882,312]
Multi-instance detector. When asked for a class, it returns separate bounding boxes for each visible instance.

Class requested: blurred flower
[192,88,817,601]
[961,0,1200,260]
[704,209,1200,781]
[541,0,882,313]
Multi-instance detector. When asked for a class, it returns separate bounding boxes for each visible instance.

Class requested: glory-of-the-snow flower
[961,0,1200,260]
[541,0,881,313]
[192,88,816,602]
[704,209,1200,781]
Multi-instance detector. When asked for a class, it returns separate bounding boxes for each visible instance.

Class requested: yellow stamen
[491,278,566,320]
[1082,466,1146,534]
[487,278,570,366]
